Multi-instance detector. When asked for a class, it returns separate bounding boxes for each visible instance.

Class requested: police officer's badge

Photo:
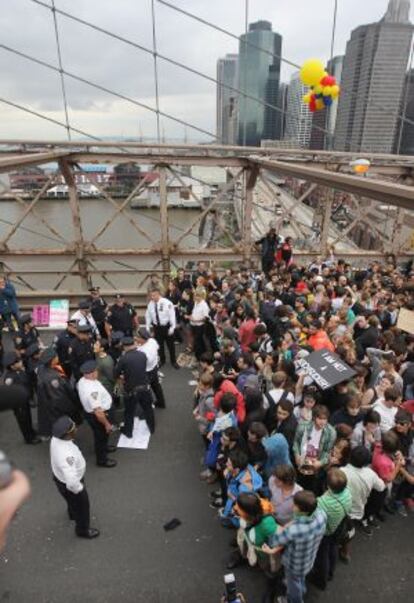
[5,378,13,386]
[51,379,60,388]
[66,456,75,466]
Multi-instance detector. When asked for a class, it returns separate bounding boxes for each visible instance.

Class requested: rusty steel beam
[252,158,414,210]
[0,150,70,174]
[70,152,249,168]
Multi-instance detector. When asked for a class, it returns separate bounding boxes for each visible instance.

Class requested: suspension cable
[151,0,161,144]
[51,0,71,141]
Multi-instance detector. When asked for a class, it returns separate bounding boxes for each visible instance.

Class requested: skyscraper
[310,55,344,150]
[397,68,414,154]
[237,21,282,146]
[284,72,313,148]
[216,54,239,145]
[334,0,413,153]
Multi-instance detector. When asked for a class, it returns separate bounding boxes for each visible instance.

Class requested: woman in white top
[190,287,210,360]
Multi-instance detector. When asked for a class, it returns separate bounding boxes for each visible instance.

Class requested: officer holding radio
[145,287,179,368]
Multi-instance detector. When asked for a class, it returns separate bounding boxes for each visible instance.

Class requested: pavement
[0,352,413,603]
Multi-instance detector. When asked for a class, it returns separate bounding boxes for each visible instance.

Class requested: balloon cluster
[300,59,340,112]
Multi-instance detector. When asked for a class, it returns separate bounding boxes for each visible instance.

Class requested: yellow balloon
[331,84,340,99]
[323,86,332,96]
[315,98,325,110]
[303,93,311,104]
[300,59,326,86]
[313,84,323,95]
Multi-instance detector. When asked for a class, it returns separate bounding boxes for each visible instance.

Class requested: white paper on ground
[117,418,151,449]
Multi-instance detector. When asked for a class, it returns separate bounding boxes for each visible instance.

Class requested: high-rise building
[310,55,344,150]
[216,54,239,145]
[284,72,313,148]
[334,0,413,153]
[397,68,414,154]
[237,21,282,146]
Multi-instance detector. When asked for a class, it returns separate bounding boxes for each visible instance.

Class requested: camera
[223,574,242,603]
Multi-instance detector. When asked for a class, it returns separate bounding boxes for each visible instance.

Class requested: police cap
[80,360,98,375]
[122,336,135,346]
[111,331,124,342]
[78,300,91,310]
[39,347,57,365]
[19,313,33,326]
[52,416,76,439]
[77,324,92,333]
[136,327,150,340]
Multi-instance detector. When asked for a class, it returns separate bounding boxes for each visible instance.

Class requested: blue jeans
[285,571,306,603]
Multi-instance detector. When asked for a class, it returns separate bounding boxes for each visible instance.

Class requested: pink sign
[32,304,50,327]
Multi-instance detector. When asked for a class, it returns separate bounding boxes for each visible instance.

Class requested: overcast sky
[1,0,413,141]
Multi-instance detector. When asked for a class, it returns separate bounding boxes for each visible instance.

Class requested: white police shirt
[77,377,112,413]
[50,437,86,494]
[70,310,99,337]
[138,338,159,372]
[145,297,176,330]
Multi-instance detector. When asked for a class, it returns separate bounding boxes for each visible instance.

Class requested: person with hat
[88,286,108,338]
[105,294,137,339]
[136,327,166,409]
[71,300,99,340]
[1,350,40,444]
[70,324,95,382]
[77,360,116,468]
[54,319,78,378]
[14,313,40,359]
[37,347,81,438]
[25,342,41,396]
[114,337,154,436]
[145,287,178,368]
[50,416,99,539]
[108,330,124,364]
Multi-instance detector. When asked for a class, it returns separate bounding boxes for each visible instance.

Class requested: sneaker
[360,520,373,536]
[209,489,222,499]
[200,468,212,480]
[368,516,380,529]
[209,498,223,509]
[206,471,218,484]
[188,380,198,386]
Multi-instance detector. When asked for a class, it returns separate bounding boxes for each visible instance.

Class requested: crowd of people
[0,228,414,602]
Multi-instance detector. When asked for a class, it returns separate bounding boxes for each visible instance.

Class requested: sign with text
[298,349,356,390]
[49,299,69,329]
[397,308,414,336]
[32,304,50,327]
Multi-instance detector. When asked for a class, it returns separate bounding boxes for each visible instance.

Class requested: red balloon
[320,75,330,86]
[324,75,336,86]
[309,98,317,112]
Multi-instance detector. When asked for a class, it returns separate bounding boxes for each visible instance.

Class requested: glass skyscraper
[237,21,282,146]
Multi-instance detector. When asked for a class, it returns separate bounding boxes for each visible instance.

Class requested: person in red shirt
[238,306,258,353]
[307,319,335,352]
[371,431,405,519]
[212,374,246,424]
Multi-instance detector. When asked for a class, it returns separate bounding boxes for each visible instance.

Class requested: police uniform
[137,327,166,409]
[55,322,77,378]
[114,339,154,436]
[1,351,40,444]
[14,314,40,359]
[88,288,108,338]
[106,297,136,337]
[70,326,95,381]
[25,342,41,396]
[37,348,82,437]
[71,300,100,340]
[145,296,177,366]
[108,331,124,364]
[50,416,99,539]
[77,360,116,467]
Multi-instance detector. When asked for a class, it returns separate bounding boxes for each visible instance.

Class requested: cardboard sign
[298,349,356,390]
[49,299,69,328]
[397,308,414,336]
[32,304,50,327]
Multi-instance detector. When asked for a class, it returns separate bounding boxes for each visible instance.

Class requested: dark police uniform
[106,301,136,337]
[14,314,40,360]
[37,362,81,437]
[114,342,154,436]
[70,328,95,382]
[55,325,77,378]
[1,351,39,444]
[88,290,108,338]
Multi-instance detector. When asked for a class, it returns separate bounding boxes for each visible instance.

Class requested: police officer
[55,318,78,378]
[50,416,99,539]
[105,294,137,338]
[136,327,166,409]
[70,324,95,382]
[114,337,154,436]
[145,287,178,368]
[37,347,81,437]
[14,314,40,360]
[1,351,40,444]
[25,342,41,397]
[77,360,117,468]
[88,286,108,338]
[108,330,124,364]
[71,300,100,340]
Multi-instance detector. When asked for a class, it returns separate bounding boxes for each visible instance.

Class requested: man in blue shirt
[263,490,327,603]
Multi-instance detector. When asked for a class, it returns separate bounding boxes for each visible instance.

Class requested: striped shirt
[269,508,327,576]
[317,487,352,535]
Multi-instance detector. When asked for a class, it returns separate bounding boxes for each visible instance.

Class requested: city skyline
[2,0,414,141]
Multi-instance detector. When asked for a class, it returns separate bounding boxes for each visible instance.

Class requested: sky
[1,0,413,142]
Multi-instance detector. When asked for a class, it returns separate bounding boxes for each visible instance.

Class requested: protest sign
[297,349,356,390]
[49,299,69,328]
[397,308,414,336]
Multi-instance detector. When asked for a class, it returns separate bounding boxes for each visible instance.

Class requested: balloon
[300,59,326,86]
[323,96,333,107]
[320,75,330,86]
[309,97,317,112]
[303,93,312,104]
[313,84,323,95]
[331,84,340,99]
[323,86,333,96]
[315,98,325,111]
[324,75,336,86]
